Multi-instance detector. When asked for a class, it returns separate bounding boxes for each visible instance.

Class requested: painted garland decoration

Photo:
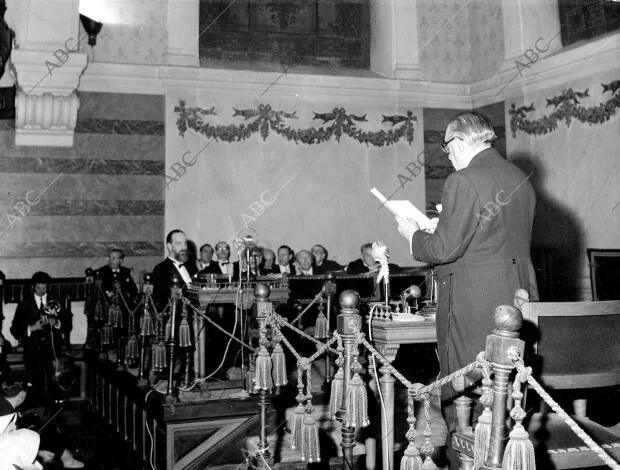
[174,101,417,146]
[509,80,620,137]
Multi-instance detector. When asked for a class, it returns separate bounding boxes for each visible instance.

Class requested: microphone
[400,284,422,311]
[371,240,389,265]
[371,240,390,285]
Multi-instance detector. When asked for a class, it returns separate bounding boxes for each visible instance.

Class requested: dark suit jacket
[314,259,343,274]
[151,258,197,312]
[0,396,14,416]
[410,148,538,376]
[197,262,223,276]
[346,259,374,275]
[259,262,280,274]
[10,295,68,349]
[232,261,266,280]
[97,265,138,301]
[272,263,294,275]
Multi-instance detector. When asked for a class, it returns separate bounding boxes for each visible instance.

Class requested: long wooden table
[370,316,437,470]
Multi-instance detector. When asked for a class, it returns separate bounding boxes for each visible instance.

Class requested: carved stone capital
[12,49,87,146]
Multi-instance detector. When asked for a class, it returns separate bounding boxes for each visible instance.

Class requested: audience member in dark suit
[97,247,138,305]
[275,245,295,274]
[260,247,277,274]
[294,250,315,275]
[214,241,234,277]
[346,244,400,275]
[10,272,69,405]
[345,243,380,274]
[311,244,343,274]
[196,244,222,275]
[0,374,84,468]
[233,248,266,280]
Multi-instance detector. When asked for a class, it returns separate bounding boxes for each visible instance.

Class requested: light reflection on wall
[79,0,128,25]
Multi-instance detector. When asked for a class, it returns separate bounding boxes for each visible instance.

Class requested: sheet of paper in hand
[371,187,431,227]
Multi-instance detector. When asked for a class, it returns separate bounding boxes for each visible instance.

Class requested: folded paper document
[371,187,431,227]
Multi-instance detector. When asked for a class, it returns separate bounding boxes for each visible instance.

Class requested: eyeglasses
[441,136,461,153]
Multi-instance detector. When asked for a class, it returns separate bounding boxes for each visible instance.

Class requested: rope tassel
[314,311,328,339]
[344,372,369,428]
[474,377,494,469]
[271,343,287,387]
[140,312,155,336]
[301,412,321,463]
[291,401,305,450]
[328,366,344,420]
[125,335,139,362]
[152,340,167,372]
[254,346,273,391]
[502,424,536,470]
[502,380,535,470]
[178,318,192,348]
[401,393,422,470]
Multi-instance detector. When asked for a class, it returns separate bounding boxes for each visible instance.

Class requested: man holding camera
[10,272,69,405]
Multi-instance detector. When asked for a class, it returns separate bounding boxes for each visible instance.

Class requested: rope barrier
[358,334,486,398]
[269,312,339,355]
[509,348,620,470]
[290,292,324,326]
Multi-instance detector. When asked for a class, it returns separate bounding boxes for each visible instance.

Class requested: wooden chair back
[518,297,620,389]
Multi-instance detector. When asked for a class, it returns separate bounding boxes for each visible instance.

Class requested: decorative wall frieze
[175,101,417,146]
[508,81,620,137]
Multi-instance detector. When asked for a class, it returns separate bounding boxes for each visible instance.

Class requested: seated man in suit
[294,250,315,275]
[260,247,277,274]
[275,245,295,274]
[311,244,343,274]
[346,243,381,274]
[0,374,84,468]
[196,243,221,275]
[10,272,70,405]
[233,247,266,279]
[151,229,198,312]
[214,241,234,277]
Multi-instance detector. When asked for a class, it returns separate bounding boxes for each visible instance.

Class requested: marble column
[9,0,87,146]
[370,0,422,80]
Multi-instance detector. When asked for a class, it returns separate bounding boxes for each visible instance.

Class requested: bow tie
[220,262,229,265]
[112,269,120,273]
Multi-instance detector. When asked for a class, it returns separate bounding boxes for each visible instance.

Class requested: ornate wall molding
[12,49,88,147]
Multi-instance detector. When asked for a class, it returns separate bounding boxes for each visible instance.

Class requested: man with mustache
[151,229,198,312]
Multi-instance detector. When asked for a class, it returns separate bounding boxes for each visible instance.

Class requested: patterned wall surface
[78,0,168,65]
[418,0,473,84]
[418,0,504,84]
[0,92,165,279]
[470,0,504,82]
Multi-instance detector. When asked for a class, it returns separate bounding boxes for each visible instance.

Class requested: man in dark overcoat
[395,112,538,468]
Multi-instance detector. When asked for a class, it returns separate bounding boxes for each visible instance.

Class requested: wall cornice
[471,32,620,108]
[79,62,472,108]
[78,31,619,109]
